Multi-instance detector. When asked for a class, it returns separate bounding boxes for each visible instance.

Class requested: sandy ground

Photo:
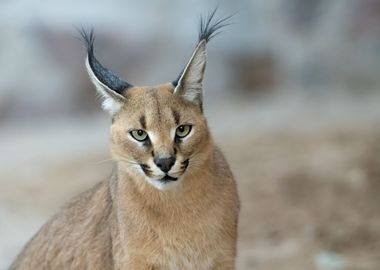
[230,128,380,270]
[1,95,380,269]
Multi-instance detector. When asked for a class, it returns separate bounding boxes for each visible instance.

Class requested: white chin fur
[145,177,181,191]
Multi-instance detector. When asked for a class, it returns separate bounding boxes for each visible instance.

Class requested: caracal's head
[79,10,230,190]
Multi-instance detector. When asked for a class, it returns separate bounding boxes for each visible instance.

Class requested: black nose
[154,156,175,173]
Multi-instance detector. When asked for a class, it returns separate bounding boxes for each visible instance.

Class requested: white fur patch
[145,177,181,191]
[147,131,158,144]
[101,98,122,115]
[85,56,124,115]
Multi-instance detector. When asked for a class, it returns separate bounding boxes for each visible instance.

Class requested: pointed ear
[85,55,126,115]
[79,28,133,115]
[173,40,206,106]
[173,8,233,108]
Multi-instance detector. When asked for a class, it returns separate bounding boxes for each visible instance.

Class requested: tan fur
[10,84,239,270]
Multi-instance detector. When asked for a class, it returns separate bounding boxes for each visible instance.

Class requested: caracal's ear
[173,41,207,107]
[173,8,232,108]
[79,28,133,115]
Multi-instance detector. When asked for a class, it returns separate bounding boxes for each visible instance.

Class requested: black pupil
[179,126,184,132]
[138,130,143,136]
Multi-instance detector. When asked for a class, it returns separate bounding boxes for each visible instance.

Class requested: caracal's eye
[130,129,148,142]
[176,125,192,138]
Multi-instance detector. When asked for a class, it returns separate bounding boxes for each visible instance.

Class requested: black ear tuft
[198,7,234,43]
[77,27,133,94]
[78,27,95,56]
[172,8,233,88]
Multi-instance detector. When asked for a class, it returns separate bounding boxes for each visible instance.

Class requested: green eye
[176,125,192,138]
[130,129,148,142]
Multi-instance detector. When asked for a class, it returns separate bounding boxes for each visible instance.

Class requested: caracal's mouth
[138,159,191,190]
[160,175,178,182]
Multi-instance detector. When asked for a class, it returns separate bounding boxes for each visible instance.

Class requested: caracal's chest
[161,249,214,270]
[121,223,219,270]
[153,212,223,269]
[151,232,217,270]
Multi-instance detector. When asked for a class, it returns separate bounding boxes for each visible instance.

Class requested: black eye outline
[175,125,192,138]
[130,129,148,142]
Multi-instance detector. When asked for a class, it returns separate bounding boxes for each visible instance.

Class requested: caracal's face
[110,84,210,191]
[81,25,213,190]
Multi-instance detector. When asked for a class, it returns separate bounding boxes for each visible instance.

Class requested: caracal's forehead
[114,84,202,131]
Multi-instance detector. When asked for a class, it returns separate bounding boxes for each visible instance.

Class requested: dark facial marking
[139,115,146,130]
[172,108,180,126]
[142,138,151,148]
[157,102,161,122]
[175,135,182,145]
[181,159,189,170]
[140,164,153,177]
[152,92,161,122]
[140,163,149,169]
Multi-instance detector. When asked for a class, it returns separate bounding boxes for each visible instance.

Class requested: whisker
[118,158,140,166]
[187,159,204,170]
[169,169,184,174]
[88,158,114,165]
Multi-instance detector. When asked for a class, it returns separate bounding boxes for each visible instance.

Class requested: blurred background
[1,0,380,269]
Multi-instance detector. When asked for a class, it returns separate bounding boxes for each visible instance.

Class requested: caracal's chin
[145,176,182,191]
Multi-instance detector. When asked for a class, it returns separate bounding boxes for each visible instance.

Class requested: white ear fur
[173,40,207,105]
[85,56,126,115]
